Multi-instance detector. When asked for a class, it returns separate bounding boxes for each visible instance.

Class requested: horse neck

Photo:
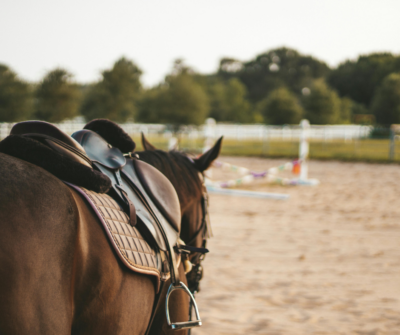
[137,150,203,245]
[180,198,204,248]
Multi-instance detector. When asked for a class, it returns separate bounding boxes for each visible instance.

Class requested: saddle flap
[72,130,126,170]
[121,159,180,249]
[132,160,181,233]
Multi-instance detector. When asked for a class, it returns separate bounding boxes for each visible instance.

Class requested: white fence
[0,121,373,141]
[200,123,373,141]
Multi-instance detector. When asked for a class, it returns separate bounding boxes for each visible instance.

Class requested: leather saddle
[10,121,181,257]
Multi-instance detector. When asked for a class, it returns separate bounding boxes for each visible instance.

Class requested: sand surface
[193,157,400,335]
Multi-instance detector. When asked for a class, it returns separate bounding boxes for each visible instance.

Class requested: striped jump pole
[206,185,289,200]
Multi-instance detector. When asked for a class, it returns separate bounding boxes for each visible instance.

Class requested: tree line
[1,47,400,126]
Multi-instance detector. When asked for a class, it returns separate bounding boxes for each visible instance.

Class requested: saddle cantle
[84,118,136,153]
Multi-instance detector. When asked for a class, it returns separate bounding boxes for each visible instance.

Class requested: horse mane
[137,150,203,210]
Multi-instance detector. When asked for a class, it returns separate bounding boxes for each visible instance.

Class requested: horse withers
[0,124,222,335]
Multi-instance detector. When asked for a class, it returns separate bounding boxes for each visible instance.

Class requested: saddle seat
[71,129,126,170]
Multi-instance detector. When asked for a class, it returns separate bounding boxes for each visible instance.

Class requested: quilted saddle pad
[66,183,162,287]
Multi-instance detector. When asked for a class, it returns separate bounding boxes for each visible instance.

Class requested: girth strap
[115,185,137,227]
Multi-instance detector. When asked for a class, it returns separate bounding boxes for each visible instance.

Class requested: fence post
[262,126,269,156]
[389,125,396,161]
[168,137,178,150]
[299,119,310,181]
[203,118,216,152]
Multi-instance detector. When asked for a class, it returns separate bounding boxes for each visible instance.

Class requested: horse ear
[141,133,157,151]
[194,137,223,172]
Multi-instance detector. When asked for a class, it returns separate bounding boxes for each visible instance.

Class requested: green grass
[133,135,399,163]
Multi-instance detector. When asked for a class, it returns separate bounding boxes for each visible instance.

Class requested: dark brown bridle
[183,182,212,335]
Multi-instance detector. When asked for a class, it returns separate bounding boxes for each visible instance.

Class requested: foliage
[217,58,243,81]
[339,97,354,124]
[136,88,162,124]
[0,64,32,122]
[257,87,303,125]
[350,101,369,115]
[137,61,209,128]
[81,57,142,122]
[302,79,347,124]
[204,77,252,123]
[328,53,400,107]
[220,47,330,104]
[371,72,400,125]
[34,68,80,122]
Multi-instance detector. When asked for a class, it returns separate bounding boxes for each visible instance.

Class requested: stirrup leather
[165,282,202,330]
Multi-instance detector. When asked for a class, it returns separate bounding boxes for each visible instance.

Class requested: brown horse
[0,135,222,335]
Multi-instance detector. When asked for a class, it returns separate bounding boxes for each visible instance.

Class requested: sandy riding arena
[194,157,400,335]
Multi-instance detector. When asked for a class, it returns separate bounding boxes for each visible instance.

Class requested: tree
[137,60,209,127]
[81,57,142,122]
[328,53,400,107]
[339,97,354,124]
[302,79,343,124]
[136,88,163,124]
[0,64,32,122]
[206,78,251,123]
[371,73,400,125]
[257,87,303,125]
[223,47,330,104]
[217,58,243,81]
[34,68,80,122]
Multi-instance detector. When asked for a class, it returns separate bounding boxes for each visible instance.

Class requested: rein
[184,182,211,335]
[144,169,212,335]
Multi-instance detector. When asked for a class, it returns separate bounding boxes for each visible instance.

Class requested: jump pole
[206,185,289,200]
[203,118,289,199]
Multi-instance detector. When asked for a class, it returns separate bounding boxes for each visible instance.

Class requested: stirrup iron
[165,282,202,330]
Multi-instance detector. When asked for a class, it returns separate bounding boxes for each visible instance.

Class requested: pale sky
[1,0,399,87]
